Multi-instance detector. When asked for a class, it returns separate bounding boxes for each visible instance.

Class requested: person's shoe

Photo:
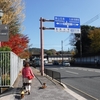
[28,91,30,95]
[25,91,28,94]
[21,91,25,99]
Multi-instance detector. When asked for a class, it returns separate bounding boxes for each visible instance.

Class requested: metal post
[39,18,55,75]
[40,17,44,76]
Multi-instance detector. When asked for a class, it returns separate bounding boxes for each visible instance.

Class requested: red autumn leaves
[2,34,29,56]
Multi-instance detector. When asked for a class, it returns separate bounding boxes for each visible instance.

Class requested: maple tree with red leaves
[1,33,29,56]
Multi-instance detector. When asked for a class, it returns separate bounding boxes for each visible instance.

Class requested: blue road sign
[54,16,81,33]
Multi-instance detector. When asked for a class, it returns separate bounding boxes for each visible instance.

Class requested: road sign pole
[39,18,54,76]
[40,17,44,76]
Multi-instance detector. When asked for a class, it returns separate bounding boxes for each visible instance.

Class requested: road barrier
[44,68,61,82]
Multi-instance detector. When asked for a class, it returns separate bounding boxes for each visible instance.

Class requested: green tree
[0,0,25,33]
[46,50,53,56]
[88,28,100,53]
[70,25,95,56]
[49,49,57,55]
[45,49,57,56]
[0,0,30,56]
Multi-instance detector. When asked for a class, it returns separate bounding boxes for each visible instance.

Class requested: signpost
[54,16,81,33]
[0,24,9,41]
[40,16,81,76]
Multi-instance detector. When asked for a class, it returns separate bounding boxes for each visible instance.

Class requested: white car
[63,61,70,66]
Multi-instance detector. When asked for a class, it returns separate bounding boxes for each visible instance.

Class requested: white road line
[66,70,79,75]
[68,67,100,73]
[53,68,58,70]
[64,88,87,100]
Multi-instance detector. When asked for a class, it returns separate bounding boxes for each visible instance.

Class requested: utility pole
[61,40,63,65]
[80,33,82,65]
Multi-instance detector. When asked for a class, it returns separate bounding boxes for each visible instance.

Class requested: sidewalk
[0,67,87,100]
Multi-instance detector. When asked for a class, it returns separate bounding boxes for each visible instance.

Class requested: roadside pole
[40,17,44,76]
[61,40,63,65]
[39,17,54,76]
[80,33,82,66]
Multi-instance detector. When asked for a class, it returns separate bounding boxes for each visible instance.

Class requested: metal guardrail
[0,51,23,93]
[44,68,61,82]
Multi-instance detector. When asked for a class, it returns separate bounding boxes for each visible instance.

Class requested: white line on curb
[64,88,87,100]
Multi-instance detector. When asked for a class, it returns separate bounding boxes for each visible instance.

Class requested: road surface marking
[66,70,78,75]
[68,67,100,73]
[64,88,87,100]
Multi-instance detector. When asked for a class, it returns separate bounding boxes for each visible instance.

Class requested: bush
[0,46,11,51]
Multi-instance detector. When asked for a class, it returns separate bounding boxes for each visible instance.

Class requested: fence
[74,56,100,67]
[44,68,61,82]
[0,51,23,93]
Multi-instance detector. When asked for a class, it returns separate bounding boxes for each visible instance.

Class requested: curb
[33,68,68,88]
[44,74,69,89]
[32,68,87,100]
[45,75,87,100]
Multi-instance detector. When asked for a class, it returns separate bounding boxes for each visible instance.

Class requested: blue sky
[23,0,100,51]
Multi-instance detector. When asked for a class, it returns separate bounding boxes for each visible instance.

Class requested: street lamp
[0,9,4,47]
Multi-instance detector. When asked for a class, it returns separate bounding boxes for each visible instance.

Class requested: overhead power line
[83,13,100,25]
[64,13,100,42]
[64,34,71,42]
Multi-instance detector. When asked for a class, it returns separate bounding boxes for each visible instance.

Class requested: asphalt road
[45,65,100,100]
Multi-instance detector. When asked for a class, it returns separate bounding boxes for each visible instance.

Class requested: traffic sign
[54,16,81,33]
[0,24,9,41]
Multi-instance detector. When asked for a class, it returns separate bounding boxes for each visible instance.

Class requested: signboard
[54,16,81,33]
[0,24,9,41]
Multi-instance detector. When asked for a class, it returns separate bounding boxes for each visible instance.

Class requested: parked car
[34,59,41,67]
[53,61,59,65]
[29,58,41,68]
[29,61,34,66]
[63,61,70,66]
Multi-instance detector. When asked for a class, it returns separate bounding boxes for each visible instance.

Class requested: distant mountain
[29,48,41,54]
[28,47,72,57]
[29,48,50,54]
